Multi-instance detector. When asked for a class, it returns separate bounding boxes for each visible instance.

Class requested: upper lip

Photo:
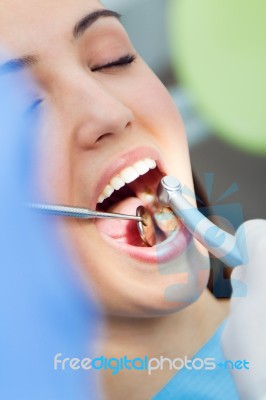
[92,146,167,208]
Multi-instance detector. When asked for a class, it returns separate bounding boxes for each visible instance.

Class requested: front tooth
[144,158,156,169]
[98,194,105,204]
[120,167,139,184]
[97,158,156,204]
[103,185,114,198]
[110,176,125,190]
[134,160,150,175]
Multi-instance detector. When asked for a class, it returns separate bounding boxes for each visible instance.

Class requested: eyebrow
[73,9,121,39]
[0,9,121,75]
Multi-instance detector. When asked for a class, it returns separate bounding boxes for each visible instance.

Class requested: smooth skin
[0,1,229,398]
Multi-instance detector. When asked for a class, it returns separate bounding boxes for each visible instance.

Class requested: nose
[60,72,134,148]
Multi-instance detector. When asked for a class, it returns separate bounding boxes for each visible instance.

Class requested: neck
[99,290,228,359]
[94,290,229,400]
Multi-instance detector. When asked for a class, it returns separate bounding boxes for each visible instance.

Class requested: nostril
[96,133,112,143]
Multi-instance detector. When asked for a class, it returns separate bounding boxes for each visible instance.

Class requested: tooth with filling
[154,208,179,234]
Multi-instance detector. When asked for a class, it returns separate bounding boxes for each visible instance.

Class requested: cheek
[34,112,73,203]
[126,64,193,186]
[126,66,190,162]
[126,63,184,135]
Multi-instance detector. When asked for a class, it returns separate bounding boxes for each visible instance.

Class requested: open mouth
[95,158,180,248]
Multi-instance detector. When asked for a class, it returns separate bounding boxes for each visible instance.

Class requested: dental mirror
[136,206,156,247]
[28,203,156,247]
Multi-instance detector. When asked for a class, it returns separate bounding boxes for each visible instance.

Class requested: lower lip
[98,223,192,264]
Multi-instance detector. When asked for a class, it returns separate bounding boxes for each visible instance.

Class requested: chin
[116,241,211,318]
[70,220,210,318]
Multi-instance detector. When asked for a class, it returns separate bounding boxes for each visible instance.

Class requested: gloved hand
[0,56,98,400]
[222,220,266,400]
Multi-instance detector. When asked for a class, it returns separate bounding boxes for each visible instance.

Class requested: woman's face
[0,0,209,316]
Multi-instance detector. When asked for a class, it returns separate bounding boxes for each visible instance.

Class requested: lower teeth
[136,190,179,245]
[138,207,178,246]
[153,208,179,237]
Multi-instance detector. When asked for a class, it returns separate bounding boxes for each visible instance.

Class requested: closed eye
[91,54,137,72]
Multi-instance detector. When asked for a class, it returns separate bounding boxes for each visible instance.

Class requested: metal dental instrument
[29,203,144,222]
[136,206,156,247]
[28,203,156,247]
[157,176,244,267]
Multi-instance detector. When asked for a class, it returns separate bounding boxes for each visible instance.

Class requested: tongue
[96,197,145,245]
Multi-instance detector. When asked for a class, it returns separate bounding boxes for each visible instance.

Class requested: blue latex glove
[222,220,266,400]
[0,59,99,399]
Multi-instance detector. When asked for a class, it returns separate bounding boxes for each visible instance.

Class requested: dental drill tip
[157,176,182,207]
[161,176,182,191]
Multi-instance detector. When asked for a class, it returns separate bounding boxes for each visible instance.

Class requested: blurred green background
[104,0,266,222]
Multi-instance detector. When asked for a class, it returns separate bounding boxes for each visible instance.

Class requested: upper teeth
[97,158,156,204]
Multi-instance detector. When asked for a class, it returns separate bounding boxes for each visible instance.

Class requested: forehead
[0,0,104,54]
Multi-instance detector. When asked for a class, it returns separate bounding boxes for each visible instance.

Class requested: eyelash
[91,54,137,72]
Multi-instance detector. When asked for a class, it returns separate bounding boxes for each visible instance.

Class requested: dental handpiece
[157,176,244,267]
